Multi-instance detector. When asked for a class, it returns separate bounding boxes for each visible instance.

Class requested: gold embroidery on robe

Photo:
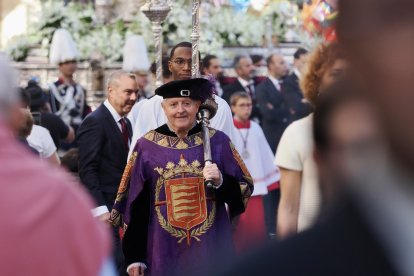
[154,155,216,246]
[110,152,138,227]
[176,139,189,149]
[144,128,217,149]
[230,142,254,208]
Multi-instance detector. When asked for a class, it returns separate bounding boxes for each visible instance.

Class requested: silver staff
[141,0,171,88]
[191,0,217,188]
[191,0,201,78]
[190,0,217,188]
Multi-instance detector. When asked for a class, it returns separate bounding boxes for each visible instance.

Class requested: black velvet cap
[155,78,214,102]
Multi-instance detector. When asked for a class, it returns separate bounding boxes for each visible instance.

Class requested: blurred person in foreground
[276,42,348,239]
[230,92,280,252]
[216,78,396,275]
[110,78,253,276]
[215,0,414,273]
[335,0,414,274]
[0,56,114,275]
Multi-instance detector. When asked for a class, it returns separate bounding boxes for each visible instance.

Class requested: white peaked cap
[122,35,150,74]
[49,29,79,65]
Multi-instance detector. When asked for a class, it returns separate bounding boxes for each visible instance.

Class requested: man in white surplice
[128,42,236,158]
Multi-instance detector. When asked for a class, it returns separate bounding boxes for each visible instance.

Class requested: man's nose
[183,61,191,71]
[131,92,138,101]
[177,103,185,112]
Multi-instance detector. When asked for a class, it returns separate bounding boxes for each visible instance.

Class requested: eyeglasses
[172,58,192,67]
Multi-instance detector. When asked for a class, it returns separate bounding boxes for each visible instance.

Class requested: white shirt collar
[237,77,253,88]
[104,99,123,123]
[268,75,281,90]
[215,82,223,97]
[293,68,301,79]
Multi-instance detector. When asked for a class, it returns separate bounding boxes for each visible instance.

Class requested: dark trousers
[263,189,280,240]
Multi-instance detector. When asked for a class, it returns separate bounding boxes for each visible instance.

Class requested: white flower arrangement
[262,0,301,42]
[5,36,33,61]
[6,0,301,62]
[76,25,126,63]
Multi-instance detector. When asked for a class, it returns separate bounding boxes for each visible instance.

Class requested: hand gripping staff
[197,97,218,188]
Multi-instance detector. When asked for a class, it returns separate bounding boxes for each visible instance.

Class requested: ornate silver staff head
[141,0,171,88]
[191,0,201,78]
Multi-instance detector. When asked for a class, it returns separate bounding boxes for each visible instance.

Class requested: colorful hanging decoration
[301,0,338,42]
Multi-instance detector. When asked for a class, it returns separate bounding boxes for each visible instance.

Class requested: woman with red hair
[275,42,348,239]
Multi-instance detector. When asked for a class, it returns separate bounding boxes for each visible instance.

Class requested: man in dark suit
[77,70,138,273]
[223,55,261,122]
[256,53,290,153]
[202,54,224,97]
[282,48,313,121]
[255,53,289,240]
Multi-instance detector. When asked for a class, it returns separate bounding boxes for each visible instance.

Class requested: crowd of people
[1,0,414,275]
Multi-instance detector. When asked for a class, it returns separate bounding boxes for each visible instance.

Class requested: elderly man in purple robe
[110,78,253,276]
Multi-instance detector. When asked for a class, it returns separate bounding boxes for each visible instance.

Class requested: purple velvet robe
[111,123,253,276]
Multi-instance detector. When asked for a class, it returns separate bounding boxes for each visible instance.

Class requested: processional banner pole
[191,0,217,188]
[191,0,201,78]
[141,0,171,88]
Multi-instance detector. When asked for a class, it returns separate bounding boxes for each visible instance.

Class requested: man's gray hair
[106,70,137,89]
[233,55,251,69]
[0,53,18,119]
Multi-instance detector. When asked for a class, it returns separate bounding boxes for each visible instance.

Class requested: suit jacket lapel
[99,104,128,154]
[266,78,280,95]
[125,117,133,141]
[236,80,246,93]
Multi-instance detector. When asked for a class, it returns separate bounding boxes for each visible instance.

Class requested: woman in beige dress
[275,42,349,238]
